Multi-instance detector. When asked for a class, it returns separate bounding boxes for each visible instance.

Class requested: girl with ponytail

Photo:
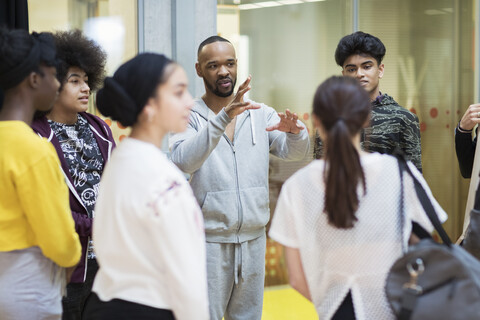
[83,53,209,320]
[269,76,447,319]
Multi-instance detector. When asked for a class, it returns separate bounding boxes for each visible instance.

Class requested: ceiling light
[277,0,303,5]
[238,3,261,10]
[257,1,283,7]
[424,9,446,15]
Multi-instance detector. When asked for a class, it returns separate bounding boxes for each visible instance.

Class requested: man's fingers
[237,75,252,92]
[231,101,250,109]
[265,124,279,132]
[244,103,261,110]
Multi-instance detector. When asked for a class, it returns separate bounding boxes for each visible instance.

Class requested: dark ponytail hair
[96,53,174,127]
[312,76,371,229]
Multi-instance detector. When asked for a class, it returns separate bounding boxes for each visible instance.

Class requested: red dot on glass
[457,110,461,114]
[409,108,417,114]
[303,113,309,121]
[420,122,427,132]
[446,110,450,115]
[430,108,438,118]
[446,124,450,129]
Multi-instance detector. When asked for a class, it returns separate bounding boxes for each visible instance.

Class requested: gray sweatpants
[0,247,65,320]
[206,233,266,320]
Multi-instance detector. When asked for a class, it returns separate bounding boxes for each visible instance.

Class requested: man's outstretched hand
[224,76,261,119]
[266,109,304,134]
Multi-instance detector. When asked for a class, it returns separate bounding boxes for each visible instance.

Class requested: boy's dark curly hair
[54,29,106,92]
[335,31,386,67]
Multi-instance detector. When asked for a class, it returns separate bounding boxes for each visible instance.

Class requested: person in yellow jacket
[0,28,81,320]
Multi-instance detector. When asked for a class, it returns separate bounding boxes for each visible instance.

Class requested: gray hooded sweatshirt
[170,98,310,243]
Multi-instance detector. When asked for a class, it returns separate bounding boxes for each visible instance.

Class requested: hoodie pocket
[202,190,239,233]
[239,186,269,232]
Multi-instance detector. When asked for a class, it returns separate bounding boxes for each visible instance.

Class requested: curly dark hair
[54,29,106,92]
[335,31,386,67]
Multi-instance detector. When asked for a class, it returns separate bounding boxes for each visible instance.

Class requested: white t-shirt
[269,153,447,320]
[92,138,209,320]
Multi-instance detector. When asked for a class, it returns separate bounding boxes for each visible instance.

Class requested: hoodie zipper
[224,135,243,242]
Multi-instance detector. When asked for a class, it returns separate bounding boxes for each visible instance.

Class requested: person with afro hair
[31,29,115,320]
[314,31,422,172]
[0,27,81,319]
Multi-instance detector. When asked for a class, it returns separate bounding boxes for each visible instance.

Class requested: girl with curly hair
[31,29,115,320]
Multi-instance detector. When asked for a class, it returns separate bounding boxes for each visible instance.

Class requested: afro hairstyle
[54,29,106,92]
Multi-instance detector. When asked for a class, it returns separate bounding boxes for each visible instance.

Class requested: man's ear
[378,63,385,79]
[195,62,203,78]
[341,69,346,76]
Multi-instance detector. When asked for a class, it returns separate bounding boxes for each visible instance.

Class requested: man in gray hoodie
[169,36,310,320]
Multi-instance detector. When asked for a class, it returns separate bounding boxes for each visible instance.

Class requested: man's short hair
[335,31,386,67]
[197,35,231,59]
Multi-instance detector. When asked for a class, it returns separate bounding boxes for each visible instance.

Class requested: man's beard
[205,76,236,98]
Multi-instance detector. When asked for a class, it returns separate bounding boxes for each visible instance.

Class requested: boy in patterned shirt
[314,31,422,171]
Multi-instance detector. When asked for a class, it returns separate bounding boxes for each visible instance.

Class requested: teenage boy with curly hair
[32,29,115,320]
[314,31,422,171]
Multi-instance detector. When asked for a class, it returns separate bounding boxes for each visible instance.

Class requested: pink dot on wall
[446,110,450,115]
[430,108,438,118]
[409,108,417,114]
[420,122,427,132]
[303,113,309,121]
[446,124,450,129]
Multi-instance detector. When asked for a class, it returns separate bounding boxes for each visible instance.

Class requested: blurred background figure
[0,27,81,320]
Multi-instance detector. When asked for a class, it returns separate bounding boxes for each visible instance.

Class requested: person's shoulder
[81,112,110,128]
[283,160,324,188]
[12,123,58,161]
[380,94,419,122]
[81,112,115,140]
[360,152,401,175]
[30,115,50,137]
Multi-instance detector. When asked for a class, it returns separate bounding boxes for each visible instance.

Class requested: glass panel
[359,0,474,240]
[28,0,138,142]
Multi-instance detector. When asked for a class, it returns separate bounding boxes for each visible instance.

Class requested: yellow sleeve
[16,149,81,267]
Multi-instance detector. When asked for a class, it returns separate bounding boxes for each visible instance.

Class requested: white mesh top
[269,152,447,320]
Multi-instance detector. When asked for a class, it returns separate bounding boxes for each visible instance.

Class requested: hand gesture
[224,76,261,119]
[266,109,304,134]
[459,103,480,131]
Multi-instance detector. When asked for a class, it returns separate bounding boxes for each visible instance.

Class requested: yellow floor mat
[262,285,318,320]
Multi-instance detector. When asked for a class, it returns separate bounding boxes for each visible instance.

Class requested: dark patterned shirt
[49,114,104,258]
[314,93,422,171]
